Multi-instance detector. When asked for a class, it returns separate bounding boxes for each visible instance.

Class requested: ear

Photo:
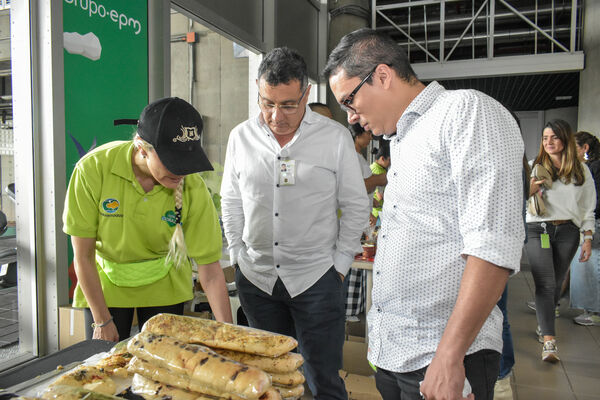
[583,143,590,153]
[374,64,393,90]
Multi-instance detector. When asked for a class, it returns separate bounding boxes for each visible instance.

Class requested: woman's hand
[529,177,546,197]
[580,239,592,262]
[92,321,119,342]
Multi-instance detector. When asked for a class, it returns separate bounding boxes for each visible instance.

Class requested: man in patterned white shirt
[324,29,525,400]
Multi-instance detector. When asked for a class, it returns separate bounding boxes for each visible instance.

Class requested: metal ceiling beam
[413,51,584,80]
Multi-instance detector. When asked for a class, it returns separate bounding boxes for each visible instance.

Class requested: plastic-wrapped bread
[273,384,304,400]
[128,357,282,400]
[127,332,271,399]
[131,373,282,400]
[142,313,297,357]
[48,365,116,395]
[95,351,133,378]
[214,349,303,373]
[268,370,305,386]
[41,385,122,400]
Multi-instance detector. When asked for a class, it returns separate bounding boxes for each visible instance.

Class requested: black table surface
[0,339,115,389]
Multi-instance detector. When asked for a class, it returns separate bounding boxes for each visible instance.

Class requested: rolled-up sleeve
[447,94,525,273]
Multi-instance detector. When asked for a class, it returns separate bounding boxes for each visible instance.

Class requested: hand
[580,239,592,262]
[369,213,377,226]
[92,320,119,342]
[529,177,545,196]
[420,355,474,400]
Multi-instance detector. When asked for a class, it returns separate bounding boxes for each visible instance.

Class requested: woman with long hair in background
[525,119,596,362]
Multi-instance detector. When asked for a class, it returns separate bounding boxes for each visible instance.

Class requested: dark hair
[533,119,584,185]
[372,139,390,160]
[575,131,600,162]
[323,28,417,84]
[348,123,370,141]
[258,47,308,89]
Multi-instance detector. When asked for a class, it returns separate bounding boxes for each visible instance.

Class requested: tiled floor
[510,264,600,400]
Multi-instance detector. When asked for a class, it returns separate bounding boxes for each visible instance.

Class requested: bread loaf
[143,314,297,357]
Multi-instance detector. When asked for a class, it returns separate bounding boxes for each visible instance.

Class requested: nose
[271,107,285,122]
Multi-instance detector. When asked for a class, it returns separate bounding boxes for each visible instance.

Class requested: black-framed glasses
[258,85,309,115]
[339,66,377,114]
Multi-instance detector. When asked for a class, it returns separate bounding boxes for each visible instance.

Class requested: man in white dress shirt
[324,29,525,400]
[220,47,369,400]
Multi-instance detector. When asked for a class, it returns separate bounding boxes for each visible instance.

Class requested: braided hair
[134,135,189,269]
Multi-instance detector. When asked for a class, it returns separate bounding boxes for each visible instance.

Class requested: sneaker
[542,340,560,362]
[535,326,543,343]
[494,374,513,400]
[574,311,600,326]
[527,300,560,317]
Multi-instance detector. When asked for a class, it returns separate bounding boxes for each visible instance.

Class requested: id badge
[279,160,296,186]
[540,233,550,249]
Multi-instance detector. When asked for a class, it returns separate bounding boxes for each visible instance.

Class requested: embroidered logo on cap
[173,126,200,143]
[102,198,120,214]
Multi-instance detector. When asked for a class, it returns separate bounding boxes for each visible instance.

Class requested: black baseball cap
[134,97,213,175]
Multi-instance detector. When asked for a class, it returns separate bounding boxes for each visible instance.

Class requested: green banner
[63,0,149,299]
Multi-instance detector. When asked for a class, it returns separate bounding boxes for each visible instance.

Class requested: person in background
[325,28,524,400]
[350,123,388,198]
[570,131,600,326]
[220,47,369,400]
[308,102,334,119]
[63,97,233,342]
[370,139,390,222]
[525,119,595,362]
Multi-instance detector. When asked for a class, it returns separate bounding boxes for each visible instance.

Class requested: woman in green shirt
[63,97,232,342]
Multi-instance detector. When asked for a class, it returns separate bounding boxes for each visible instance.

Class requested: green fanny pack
[96,254,175,288]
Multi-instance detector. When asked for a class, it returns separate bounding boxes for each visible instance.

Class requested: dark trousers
[497,285,515,379]
[374,349,501,400]
[236,266,347,400]
[84,303,185,341]
[525,221,580,336]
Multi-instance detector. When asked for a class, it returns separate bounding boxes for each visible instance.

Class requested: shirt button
[275,212,279,217]
[276,264,280,268]
[393,205,397,209]
[377,307,382,313]
[393,172,398,176]
[382,234,386,239]
[277,156,281,160]
[276,184,280,187]
[376,271,380,275]
[274,242,279,246]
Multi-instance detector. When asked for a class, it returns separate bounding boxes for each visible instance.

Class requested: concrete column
[327,0,370,125]
[577,0,600,133]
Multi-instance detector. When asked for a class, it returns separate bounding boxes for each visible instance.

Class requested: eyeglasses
[258,85,309,115]
[339,66,377,114]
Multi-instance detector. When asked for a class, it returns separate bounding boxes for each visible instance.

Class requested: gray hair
[258,47,308,90]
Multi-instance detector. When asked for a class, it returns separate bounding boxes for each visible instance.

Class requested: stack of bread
[128,313,306,400]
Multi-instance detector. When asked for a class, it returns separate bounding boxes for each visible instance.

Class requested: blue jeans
[497,286,514,379]
[570,219,600,312]
[235,266,347,400]
[374,349,501,400]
